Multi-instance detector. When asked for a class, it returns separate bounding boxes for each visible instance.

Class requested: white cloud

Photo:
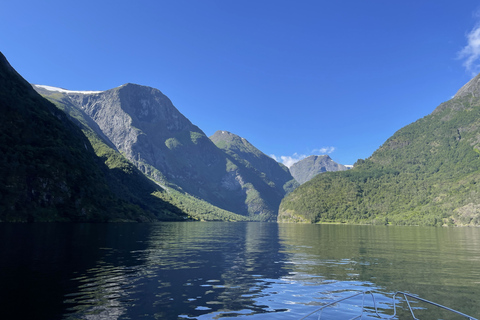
[281,154,307,168]
[271,147,336,168]
[271,153,307,168]
[312,146,335,154]
[459,23,480,75]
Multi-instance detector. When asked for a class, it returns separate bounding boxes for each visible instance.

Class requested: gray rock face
[34,83,285,220]
[432,73,480,116]
[454,73,480,99]
[65,84,204,180]
[289,155,348,184]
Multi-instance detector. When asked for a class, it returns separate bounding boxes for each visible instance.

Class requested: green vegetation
[165,137,182,150]
[153,189,249,221]
[279,95,480,226]
[225,158,238,172]
[190,131,204,144]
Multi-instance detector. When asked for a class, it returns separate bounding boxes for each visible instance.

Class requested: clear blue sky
[2,1,480,166]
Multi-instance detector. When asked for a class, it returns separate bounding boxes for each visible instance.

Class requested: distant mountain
[289,155,348,184]
[35,85,286,221]
[0,52,184,222]
[279,74,480,226]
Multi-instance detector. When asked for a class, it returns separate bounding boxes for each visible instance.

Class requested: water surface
[0,222,478,319]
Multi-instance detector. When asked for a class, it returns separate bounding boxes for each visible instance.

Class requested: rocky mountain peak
[454,73,480,98]
[113,83,189,127]
[210,130,254,150]
[289,154,348,184]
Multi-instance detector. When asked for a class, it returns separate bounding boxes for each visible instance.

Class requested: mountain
[210,130,299,219]
[279,74,480,226]
[0,52,186,222]
[35,85,285,221]
[39,86,249,222]
[210,131,298,193]
[289,155,348,184]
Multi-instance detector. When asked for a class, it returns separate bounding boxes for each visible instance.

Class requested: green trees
[279,94,480,226]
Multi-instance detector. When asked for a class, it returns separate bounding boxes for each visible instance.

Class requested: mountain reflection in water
[0,222,478,319]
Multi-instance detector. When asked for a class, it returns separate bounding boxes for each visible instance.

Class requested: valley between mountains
[2,50,480,226]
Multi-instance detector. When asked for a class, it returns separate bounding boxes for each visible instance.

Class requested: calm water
[0,222,478,319]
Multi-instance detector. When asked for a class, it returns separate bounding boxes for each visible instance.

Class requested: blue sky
[2,1,480,166]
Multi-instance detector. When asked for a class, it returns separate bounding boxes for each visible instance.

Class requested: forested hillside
[278,75,480,226]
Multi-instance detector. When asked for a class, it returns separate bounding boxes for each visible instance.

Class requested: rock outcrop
[289,155,348,184]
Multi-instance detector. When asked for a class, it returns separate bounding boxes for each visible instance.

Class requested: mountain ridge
[453,72,480,99]
[9,51,480,225]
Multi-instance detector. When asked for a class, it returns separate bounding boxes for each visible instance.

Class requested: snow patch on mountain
[34,84,103,94]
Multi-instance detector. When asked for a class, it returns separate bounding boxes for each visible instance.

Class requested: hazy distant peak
[306,154,329,161]
[289,154,348,184]
[33,84,104,95]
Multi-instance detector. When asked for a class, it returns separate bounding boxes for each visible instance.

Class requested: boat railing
[299,290,478,320]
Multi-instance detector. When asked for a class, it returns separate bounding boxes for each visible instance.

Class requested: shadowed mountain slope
[210,130,299,219]
[0,52,185,222]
